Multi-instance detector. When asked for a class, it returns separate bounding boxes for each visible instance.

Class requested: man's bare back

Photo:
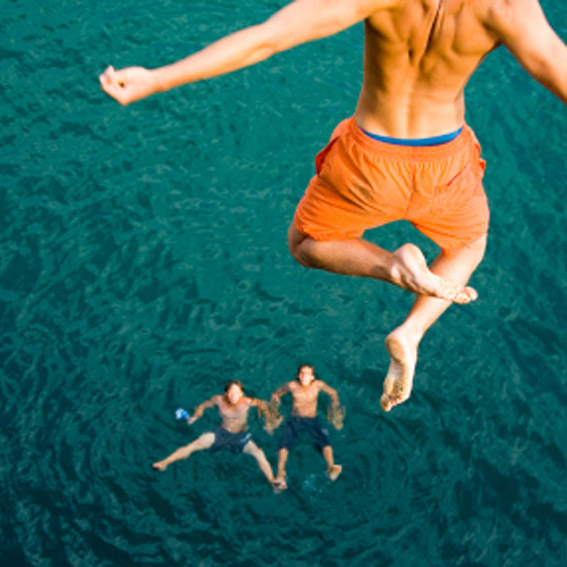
[356,0,566,136]
[357,0,493,136]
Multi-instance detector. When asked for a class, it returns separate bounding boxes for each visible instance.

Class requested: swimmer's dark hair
[224,379,244,393]
[296,364,315,381]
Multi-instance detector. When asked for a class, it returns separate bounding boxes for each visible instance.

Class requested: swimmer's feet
[328,465,342,481]
[272,474,288,493]
[152,461,168,471]
[381,330,418,412]
[392,244,477,304]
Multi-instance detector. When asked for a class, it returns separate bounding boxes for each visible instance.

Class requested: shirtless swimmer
[153,380,278,487]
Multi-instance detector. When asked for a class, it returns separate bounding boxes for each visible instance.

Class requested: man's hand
[99,66,160,105]
[264,399,283,434]
[327,405,345,430]
[186,416,197,425]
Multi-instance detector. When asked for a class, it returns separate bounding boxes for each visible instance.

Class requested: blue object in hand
[175,408,189,421]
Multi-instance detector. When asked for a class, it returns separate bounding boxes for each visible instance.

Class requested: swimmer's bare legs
[288,225,478,304]
[152,432,215,471]
[322,445,342,481]
[288,225,487,410]
[274,446,342,487]
[381,234,486,410]
[243,440,275,484]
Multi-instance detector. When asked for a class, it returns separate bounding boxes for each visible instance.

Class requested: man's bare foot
[273,474,288,492]
[381,331,418,412]
[328,465,342,481]
[152,461,167,471]
[392,244,477,304]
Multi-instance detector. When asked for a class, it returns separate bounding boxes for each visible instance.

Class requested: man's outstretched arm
[485,0,567,103]
[187,396,218,424]
[270,382,291,405]
[100,0,399,105]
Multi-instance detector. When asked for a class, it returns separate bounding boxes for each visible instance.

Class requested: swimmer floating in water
[101,1,567,411]
[269,365,343,490]
[153,380,279,487]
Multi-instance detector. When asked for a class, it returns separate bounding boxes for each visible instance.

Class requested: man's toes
[451,284,478,304]
[382,376,395,397]
[464,286,478,301]
[380,394,393,412]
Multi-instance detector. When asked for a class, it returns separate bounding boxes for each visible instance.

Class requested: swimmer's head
[224,380,244,404]
[296,364,315,387]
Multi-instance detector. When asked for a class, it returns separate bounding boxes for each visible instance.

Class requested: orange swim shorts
[293,117,489,253]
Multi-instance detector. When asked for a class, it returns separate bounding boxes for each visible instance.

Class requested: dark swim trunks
[277,415,331,452]
[209,427,252,454]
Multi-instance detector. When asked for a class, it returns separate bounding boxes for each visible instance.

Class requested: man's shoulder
[475,0,540,27]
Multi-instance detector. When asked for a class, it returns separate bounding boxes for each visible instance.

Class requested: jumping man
[101,1,567,411]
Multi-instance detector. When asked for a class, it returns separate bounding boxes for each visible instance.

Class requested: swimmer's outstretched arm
[486,0,567,103]
[187,396,218,424]
[100,0,399,105]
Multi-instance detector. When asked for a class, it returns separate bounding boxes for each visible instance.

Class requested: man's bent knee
[287,223,316,268]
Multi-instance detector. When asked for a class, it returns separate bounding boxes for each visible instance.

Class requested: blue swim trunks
[209,427,252,454]
[277,415,331,452]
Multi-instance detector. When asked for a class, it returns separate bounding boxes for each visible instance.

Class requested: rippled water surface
[2,2,566,566]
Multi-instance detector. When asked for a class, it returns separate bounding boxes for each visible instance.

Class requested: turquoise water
[1,1,566,566]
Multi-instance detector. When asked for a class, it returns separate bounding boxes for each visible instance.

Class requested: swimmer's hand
[186,416,197,425]
[327,405,345,430]
[264,400,283,435]
[99,66,160,105]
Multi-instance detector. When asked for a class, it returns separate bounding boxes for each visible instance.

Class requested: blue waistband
[360,125,464,147]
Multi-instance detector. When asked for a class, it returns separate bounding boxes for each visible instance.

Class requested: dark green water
[1,1,566,566]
